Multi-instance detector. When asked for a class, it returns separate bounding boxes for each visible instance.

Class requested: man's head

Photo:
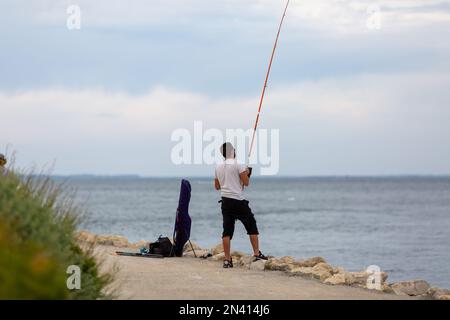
[0,154,6,167]
[220,142,235,159]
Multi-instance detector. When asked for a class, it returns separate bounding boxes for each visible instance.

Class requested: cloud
[1,1,450,174]
[4,0,450,33]
[2,0,450,96]
[288,0,450,33]
[2,71,450,174]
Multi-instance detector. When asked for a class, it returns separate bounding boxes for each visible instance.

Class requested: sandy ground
[98,246,418,300]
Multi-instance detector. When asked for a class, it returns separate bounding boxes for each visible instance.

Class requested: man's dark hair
[220,142,235,159]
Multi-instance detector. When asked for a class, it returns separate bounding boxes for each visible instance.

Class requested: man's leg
[222,212,235,261]
[239,201,261,257]
[223,236,231,261]
[249,234,260,256]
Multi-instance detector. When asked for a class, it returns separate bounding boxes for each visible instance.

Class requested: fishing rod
[248,0,290,161]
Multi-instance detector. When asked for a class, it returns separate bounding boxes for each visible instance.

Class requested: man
[0,154,7,176]
[214,142,268,268]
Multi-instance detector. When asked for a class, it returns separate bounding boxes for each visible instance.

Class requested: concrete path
[98,246,418,300]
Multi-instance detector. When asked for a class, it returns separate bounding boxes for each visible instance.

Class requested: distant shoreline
[50,174,450,180]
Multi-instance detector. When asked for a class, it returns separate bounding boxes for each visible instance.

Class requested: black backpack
[149,236,174,257]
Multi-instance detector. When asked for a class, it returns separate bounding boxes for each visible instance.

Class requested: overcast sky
[1,0,450,176]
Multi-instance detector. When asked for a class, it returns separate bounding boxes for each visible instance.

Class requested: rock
[113,236,129,247]
[265,258,294,272]
[382,283,395,294]
[208,250,247,264]
[231,256,240,264]
[75,231,97,244]
[311,263,333,281]
[239,255,255,268]
[324,269,390,290]
[211,252,225,261]
[324,272,355,286]
[350,271,387,286]
[211,243,224,255]
[289,267,313,277]
[324,273,345,286]
[279,256,295,264]
[183,242,202,252]
[367,274,389,291]
[264,258,278,270]
[332,267,346,275]
[313,262,333,272]
[391,280,430,296]
[230,251,247,263]
[438,295,450,300]
[297,257,326,268]
[130,240,148,249]
[349,270,388,288]
[349,271,370,285]
[230,251,246,258]
[96,238,114,246]
[427,287,450,300]
[184,249,210,258]
[324,273,345,285]
[249,260,267,271]
[96,235,129,247]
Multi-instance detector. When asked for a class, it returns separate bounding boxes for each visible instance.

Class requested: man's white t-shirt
[215,159,247,200]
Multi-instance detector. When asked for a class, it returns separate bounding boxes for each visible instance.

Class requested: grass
[0,167,113,299]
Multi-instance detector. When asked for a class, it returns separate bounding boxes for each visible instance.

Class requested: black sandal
[254,251,268,261]
[223,258,233,268]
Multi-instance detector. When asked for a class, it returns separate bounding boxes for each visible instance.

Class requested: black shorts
[221,197,259,239]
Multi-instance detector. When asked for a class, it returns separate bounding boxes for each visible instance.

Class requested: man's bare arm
[240,170,250,187]
[214,178,221,190]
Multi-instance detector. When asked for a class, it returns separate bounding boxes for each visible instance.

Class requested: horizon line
[47,174,450,179]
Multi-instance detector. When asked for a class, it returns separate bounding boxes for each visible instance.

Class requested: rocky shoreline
[76,231,450,300]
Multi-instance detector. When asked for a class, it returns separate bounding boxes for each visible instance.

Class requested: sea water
[68,176,450,288]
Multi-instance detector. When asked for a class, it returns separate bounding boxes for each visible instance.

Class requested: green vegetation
[0,169,113,299]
